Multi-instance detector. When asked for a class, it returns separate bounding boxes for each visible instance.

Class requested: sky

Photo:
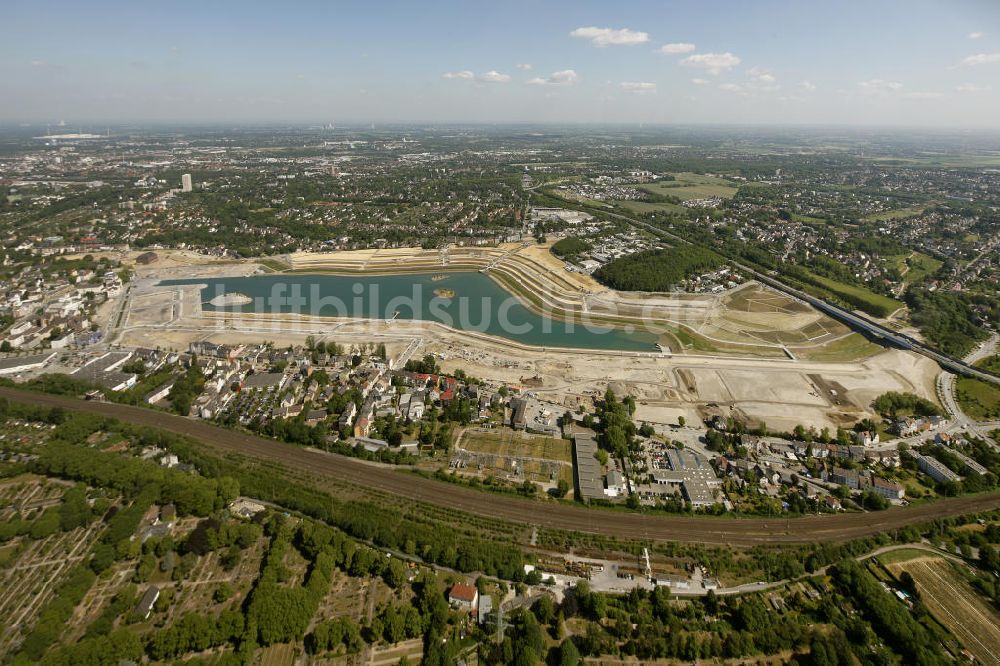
[2,0,1000,127]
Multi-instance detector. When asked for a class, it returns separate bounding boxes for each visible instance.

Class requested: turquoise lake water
[159,271,656,352]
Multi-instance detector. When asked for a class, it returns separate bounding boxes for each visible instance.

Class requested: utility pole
[494,601,506,643]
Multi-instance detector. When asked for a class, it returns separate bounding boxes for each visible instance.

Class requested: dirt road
[4,386,999,547]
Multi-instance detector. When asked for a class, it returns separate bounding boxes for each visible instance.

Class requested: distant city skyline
[2,0,1000,127]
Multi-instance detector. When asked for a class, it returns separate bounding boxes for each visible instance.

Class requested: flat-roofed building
[912,452,960,483]
[573,433,604,502]
[0,351,55,376]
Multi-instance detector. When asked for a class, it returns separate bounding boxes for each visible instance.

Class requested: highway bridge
[593,205,1000,387]
[737,263,1000,386]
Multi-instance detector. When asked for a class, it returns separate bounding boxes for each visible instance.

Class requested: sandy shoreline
[118,244,942,431]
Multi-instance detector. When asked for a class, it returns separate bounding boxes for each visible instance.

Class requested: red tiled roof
[449,583,477,602]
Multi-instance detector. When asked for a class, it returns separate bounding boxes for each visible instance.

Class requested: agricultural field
[638,172,740,201]
[885,555,1000,665]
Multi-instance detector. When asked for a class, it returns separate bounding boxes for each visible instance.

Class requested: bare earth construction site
[116,243,940,432]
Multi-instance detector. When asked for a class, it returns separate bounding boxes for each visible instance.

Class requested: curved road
[4,386,1000,547]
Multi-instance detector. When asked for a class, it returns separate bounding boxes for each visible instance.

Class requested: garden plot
[886,556,1000,665]
[452,427,574,488]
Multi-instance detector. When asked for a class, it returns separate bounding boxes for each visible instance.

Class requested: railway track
[3,386,999,547]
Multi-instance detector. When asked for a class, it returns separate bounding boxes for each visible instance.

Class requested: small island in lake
[208,292,252,307]
[433,288,455,298]
[431,274,449,282]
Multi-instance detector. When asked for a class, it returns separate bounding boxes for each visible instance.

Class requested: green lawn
[876,547,940,565]
[800,333,883,362]
[617,200,688,215]
[899,252,943,284]
[955,375,1000,421]
[868,153,1000,168]
[888,251,942,285]
[863,206,926,222]
[638,172,739,202]
[792,213,827,225]
[974,354,1000,375]
[800,270,903,316]
[258,257,290,272]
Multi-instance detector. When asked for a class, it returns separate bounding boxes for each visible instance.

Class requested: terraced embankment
[282,245,847,357]
[3,386,999,547]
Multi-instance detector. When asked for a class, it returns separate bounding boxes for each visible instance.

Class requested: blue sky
[2,0,999,126]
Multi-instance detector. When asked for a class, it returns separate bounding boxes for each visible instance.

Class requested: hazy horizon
[3,0,1000,127]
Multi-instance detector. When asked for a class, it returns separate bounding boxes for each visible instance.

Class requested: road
[583,204,1000,387]
[4,387,1000,547]
[936,333,999,448]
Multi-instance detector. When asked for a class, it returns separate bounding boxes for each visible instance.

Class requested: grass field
[955,375,1000,421]
[863,205,927,222]
[458,428,571,463]
[798,269,903,315]
[885,556,1000,665]
[792,213,827,225]
[888,251,942,286]
[257,643,296,666]
[868,153,1000,168]
[258,257,291,272]
[617,200,688,215]
[726,288,812,314]
[975,354,1000,375]
[798,333,883,362]
[875,547,935,565]
[638,172,740,202]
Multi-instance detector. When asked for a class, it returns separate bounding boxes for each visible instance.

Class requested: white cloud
[719,83,744,93]
[799,80,817,92]
[516,63,533,70]
[681,52,741,75]
[968,31,985,40]
[570,26,649,47]
[659,42,695,55]
[443,70,511,83]
[30,59,46,67]
[748,67,776,84]
[478,70,511,83]
[528,69,578,86]
[956,82,991,93]
[904,91,943,99]
[960,52,1000,66]
[858,79,903,92]
[691,78,708,85]
[620,81,656,94]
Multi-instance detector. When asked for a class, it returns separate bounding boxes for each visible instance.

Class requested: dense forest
[550,236,592,263]
[871,392,942,418]
[905,289,994,356]
[594,246,724,292]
